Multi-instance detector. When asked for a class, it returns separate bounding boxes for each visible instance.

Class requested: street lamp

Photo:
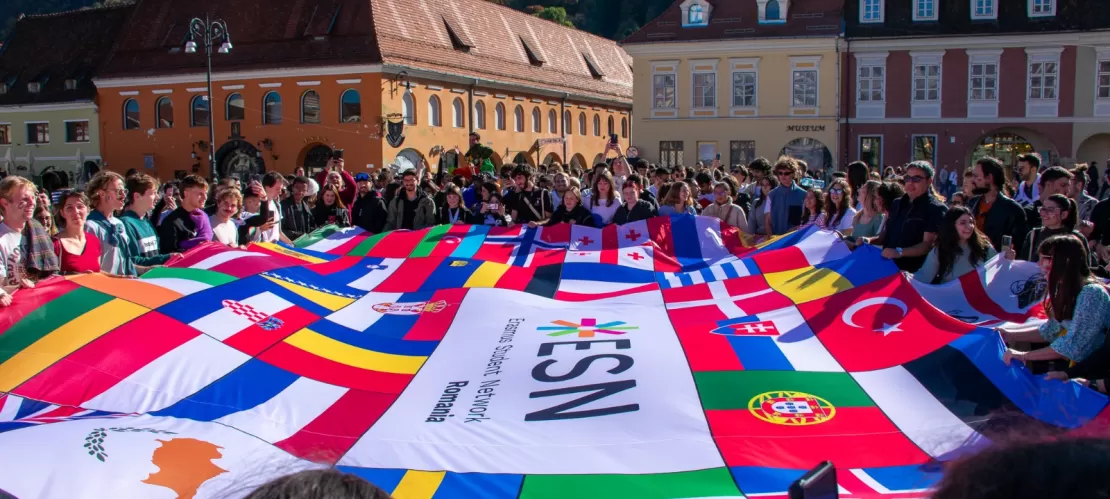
[185,15,231,184]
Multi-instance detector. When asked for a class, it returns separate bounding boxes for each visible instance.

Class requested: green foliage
[533,6,575,28]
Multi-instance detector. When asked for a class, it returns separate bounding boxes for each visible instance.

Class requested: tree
[532,6,574,28]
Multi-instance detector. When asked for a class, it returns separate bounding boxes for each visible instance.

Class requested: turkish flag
[797,274,976,372]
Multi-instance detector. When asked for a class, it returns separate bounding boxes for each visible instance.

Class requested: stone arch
[591,153,605,167]
[543,152,562,166]
[1076,133,1110,166]
[970,127,1058,171]
[214,140,264,183]
[391,147,425,173]
[570,153,588,170]
[297,143,334,176]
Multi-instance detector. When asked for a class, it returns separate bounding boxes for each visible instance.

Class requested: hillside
[0,0,670,42]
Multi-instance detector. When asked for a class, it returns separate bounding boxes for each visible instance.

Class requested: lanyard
[449,208,461,224]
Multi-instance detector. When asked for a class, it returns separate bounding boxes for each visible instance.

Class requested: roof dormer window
[0,84,7,95]
[64,79,77,91]
[1029,0,1056,17]
[757,0,789,23]
[27,82,41,94]
[972,0,998,20]
[913,0,937,21]
[680,0,712,27]
[860,0,884,23]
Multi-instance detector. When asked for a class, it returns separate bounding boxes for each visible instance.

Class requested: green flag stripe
[519,468,741,499]
[0,287,113,365]
[410,225,452,258]
[140,267,236,287]
[294,224,342,248]
[694,370,874,410]
[350,231,390,256]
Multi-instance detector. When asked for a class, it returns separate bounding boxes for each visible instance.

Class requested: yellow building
[622,0,842,171]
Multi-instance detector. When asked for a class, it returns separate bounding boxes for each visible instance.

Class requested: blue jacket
[769,182,807,235]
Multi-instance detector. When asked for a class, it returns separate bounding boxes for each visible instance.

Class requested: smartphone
[332,149,345,160]
[488,202,500,211]
[609,134,619,145]
[1001,235,1012,249]
[267,211,276,221]
[715,153,721,161]
[789,461,837,499]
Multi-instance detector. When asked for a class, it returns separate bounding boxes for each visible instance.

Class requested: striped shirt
[85,211,138,276]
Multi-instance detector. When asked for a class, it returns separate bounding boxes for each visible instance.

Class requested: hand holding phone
[1002,235,1013,249]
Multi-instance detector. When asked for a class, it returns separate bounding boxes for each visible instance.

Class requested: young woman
[470,189,511,227]
[53,191,104,275]
[701,182,748,231]
[659,181,696,217]
[1001,234,1110,366]
[85,172,149,277]
[1015,194,1087,261]
[34,203,55,236]
[914,206,997,284]
[470,181,499,214]
[541,186,595,227]
[850,180,885,240]
[436,184,473,226]
[822,179,857,233]
[746,176,777,240]
[312,186,351,228]
[589,169,622,226]
[801,188,826,227]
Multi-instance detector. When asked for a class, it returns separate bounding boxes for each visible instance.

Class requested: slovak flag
[712,320,778,336]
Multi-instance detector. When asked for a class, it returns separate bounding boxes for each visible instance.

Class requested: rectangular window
[653,74,676,109]
[914,0,936,20]
[912,135,937,164]
[659,141,684,168]
[792,70,818,107]
[65,121,90,143]
[858,65,884,102]
[969,62,998,100]
[697,142,717,163]
[732,72,756,107]
[861,0,884,22]
[1029,60,1058,100]
[1030,0,1055,16]
[26,123,49,144]
[859,136,883,170]
[1097,60,1110,99]
[730,140,756,168]
[0,125,9,145]
[973,0,996,18]
[693,72,716,108]
[913,63,940,102]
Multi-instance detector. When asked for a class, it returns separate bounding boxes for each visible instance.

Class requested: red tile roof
[0,5,135,106]
[622,0,843,45]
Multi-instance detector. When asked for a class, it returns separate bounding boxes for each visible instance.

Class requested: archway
[591,153,605,168]
[1076,134,1110,165]
[298,143,333,177]
[391,148,424,173]
[780,137,832,173]
[214,140,264,185]
[488,151,503,168]
[971,128,1056,171]
[570,153,587,172]
[512,152,535,167]
[543,152,562,166]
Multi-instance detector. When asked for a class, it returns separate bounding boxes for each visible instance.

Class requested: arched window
[563,110,571,135]
[548,109,557,134]
[578,113,586,136]
[474,100,486,130]
[621,117,628,138]
[123,99,140,130]
[191,95,210,127]
[607,116,615,137]
[689,4,705,24]
[156,97,173,128]
[532,107,541,133]
[301,90,321,124]
[452,98,464,128]
[514,105,524,132]
[263,92,282,125]
[226,93,245,121]
[340,89,361,123]
[428,95,442,127]
[766,0,781,20]
[593,114,601,136]
[402,91,415,125]
[495,103,506,130]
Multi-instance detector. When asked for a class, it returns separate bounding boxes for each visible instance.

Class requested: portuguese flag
[696,370,932,469]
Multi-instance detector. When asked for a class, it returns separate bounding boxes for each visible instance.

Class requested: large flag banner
[0,216,1105,499]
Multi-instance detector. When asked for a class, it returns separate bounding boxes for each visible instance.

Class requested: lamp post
[185,15,232,184]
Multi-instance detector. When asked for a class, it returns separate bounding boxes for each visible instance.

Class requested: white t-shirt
[210,216,239,247]
[826,207,858,231]
[260,200,282,242]
[0,222,24,289]
[590,193,623,225]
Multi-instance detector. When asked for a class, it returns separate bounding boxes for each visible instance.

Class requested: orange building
[93,0,633,182]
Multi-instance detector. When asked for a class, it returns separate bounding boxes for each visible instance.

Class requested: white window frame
[971,0,997,20]
[402,91,415,126]
[967,49,1002,118]
[1026,47,1062,118]
[474,100,486,130]
[911,51,944,119]
[1094,48,1110,117]
[1028,0,1056,17]
[452,98,465,128]
[690,58,719,115]
[756,0,790,23]
[729,57,759,116]
[855,52,888,119]
[789,56,820,115]
[428,95,442,127]
[532,108,541,133]
[680,0,713,27]
[651,61,678,119]
[63,119,91,144]
[860,0,884,23]
[913,0,937,21]
[548,109,557,134]
[513,105,524,132]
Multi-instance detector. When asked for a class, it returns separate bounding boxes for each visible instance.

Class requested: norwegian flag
[474,225,567,267]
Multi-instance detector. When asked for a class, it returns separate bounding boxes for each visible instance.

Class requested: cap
[355,172,371,182]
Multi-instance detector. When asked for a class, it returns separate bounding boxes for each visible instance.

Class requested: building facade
[94,0,632,183]
[622,0,843,172]
[0,6,133,185]
[842,0,1110,173]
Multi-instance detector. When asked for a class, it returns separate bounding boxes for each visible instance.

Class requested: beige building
[622,0,842,172]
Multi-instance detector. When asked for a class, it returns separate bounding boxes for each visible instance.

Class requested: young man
[1013,153,1042,207]
[508,165,552,226]
[385,169,436,231]
[650,167,670,198]
[862,161,948,272]
[350,172,388,233]
[1070,165,1100,222]
[158,175,213,254]
[966,157,1028,252]
[1024,167,1073,229]
[694,172,715,210]
[626,174,657,209]
[745,157,772,200]
[281,176,315,240]
[613,178,658,225]
[259,172,290,244]
[0,176,58,306]
[121,173,175,266]
[768,157,808,235]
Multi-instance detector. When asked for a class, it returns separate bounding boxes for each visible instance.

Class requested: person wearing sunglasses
[858,161,948,272]
[767,157,807,235]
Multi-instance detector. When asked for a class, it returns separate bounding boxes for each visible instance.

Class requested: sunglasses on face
[904,175,927,183]
[829,188,845,195]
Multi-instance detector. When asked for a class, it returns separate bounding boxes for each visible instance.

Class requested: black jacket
[436,205,474,225]
[967,193,1029,252]
[612,199,658,225]
[157,207,197,254]
[1024,200,1043,232]
[312,204,351,228]
[350,191,388,234]
[639,189,659,210]
[546,205,595,227]
[281,198,315,240]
